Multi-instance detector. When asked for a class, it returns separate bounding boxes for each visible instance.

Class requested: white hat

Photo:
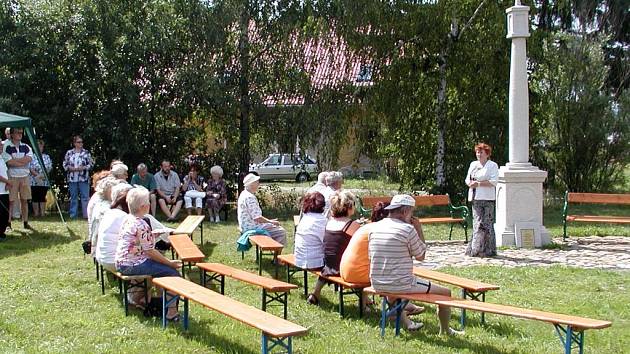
[243,173,260,187]
[384,194,416,210]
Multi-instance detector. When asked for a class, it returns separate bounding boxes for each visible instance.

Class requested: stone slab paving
[416,236,630,271]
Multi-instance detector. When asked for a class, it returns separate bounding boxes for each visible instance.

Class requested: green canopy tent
[0,112,66,225]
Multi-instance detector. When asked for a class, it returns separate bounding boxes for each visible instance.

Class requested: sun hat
[384,194,416,210]
[243,173,260,187]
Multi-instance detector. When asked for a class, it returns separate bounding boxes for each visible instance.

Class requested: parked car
[250,153,317,182]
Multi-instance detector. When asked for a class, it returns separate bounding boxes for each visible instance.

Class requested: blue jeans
[117,258,180,278]
[68,181,90,218]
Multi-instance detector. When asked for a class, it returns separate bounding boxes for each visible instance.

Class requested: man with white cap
[368,194,460,335]
[237,173,287,245]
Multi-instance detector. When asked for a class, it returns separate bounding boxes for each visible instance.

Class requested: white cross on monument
[494,0,551,247]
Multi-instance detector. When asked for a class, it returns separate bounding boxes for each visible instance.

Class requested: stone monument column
[494,0,550,247]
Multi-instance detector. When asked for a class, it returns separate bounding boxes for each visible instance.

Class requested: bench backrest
[567,192,630,205]
[361,195,451,209]
[152,276,308,338]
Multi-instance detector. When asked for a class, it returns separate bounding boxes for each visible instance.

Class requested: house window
[356,64,372,82]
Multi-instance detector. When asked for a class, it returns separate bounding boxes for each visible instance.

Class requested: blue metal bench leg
[100,264,105,295]
[555,324,584,354]
[261,333,293,354]
[161,288,181,328]
[379,297,408,337]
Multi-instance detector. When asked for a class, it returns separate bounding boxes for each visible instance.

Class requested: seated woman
[95,183,133,273]
[237,173,286,245]
[205,165,227,223]
[86,170,111,244]
[294,192,327,270]
[182,164,205,216]
[89,177,120,254]
[115,187,182,319]
[307,190,360,305]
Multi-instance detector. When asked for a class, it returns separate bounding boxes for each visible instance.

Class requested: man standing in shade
[2,128,33,229]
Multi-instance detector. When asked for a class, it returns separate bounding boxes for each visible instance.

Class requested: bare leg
[195,207,202,215]
[20,199,28,223]
[170,200,182,219]
[308,277,327,303]
[158,199,171,219]
[149,194,157,216]
[32,203,40,217]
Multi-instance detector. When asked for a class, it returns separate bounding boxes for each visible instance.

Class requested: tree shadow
[0,228,79,260]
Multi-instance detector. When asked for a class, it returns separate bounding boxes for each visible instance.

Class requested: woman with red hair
[465,143,499,257]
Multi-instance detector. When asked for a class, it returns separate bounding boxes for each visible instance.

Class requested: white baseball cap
[243,173,260,187]
[384,194,416,210]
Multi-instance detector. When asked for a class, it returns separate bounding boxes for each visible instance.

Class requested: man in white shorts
[368,194,460,334]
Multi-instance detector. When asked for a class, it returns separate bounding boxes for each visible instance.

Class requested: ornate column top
[506,1,530,38]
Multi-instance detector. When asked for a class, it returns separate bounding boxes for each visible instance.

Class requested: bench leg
[262,290,290,319]
[379,297,408,337]
[100,264,105,295]
[338,286,344,317]
[200,222,203,245]
[303,270,308,298]
[262,333,293,354]
[463,222,468,243]
[273,252,279,279]
[161,288,181,328]
[449,223,454,240]
[123,280,129,316]
[257,247,262,276]
[555,324,584,354]
[94,259,99,280]
[183,297,189,331]
[461,289,488,328]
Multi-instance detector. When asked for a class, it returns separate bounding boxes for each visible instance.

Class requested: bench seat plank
[413,267,499,292]
[363,287,611,330]
[249,235,284,251]
[197,263,297,292]
[566,215,630,224]
[152,276,308,338]
[173,215,205,235]
[169,234,206,262]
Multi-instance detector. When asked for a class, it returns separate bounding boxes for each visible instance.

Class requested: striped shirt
[368,218,426,293]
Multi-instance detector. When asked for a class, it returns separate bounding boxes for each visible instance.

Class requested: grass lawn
[0,216,628,353]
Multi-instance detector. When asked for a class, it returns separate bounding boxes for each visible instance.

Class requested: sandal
[405,305,425,316]
[166,313,180,322]
[307,294,319,306]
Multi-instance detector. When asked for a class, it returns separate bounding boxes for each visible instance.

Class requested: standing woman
[63,135,94,219]
[205,165,227,223]
[465,143,499,257]
[29,139,53,217]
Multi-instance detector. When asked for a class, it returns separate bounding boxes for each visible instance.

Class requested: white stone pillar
[494,1,550,247]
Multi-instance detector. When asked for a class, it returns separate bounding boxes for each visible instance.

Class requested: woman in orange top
[340,202,389,283]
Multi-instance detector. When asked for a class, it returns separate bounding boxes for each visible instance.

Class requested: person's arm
[44,155,52,173]
[146,249,182,269]
[465,162,476,187]
[194,177,204,192]
[254,216,280,225]
[408,228,426,262]
[84,151,94,172]
[0,174,11,188]
[171,174,181,199]
[62,151,71,172]
[410,217,425,244]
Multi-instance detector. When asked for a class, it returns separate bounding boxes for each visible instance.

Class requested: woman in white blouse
[294,192,327,270]
[465,143,499,257]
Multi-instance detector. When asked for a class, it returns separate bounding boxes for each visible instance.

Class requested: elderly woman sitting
[205,165,227,223]
[237,173,286,245]
[294,192,327,270]
[89,176,121,254]
[115,187,182,319]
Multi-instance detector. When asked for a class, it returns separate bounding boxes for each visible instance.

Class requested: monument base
[493,164,551,247]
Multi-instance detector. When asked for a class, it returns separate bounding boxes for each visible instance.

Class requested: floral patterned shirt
[115,215,154,268]
[237,189,263,232]
[205,178,227,202]
[62,148,94,183]
[29,153,53,187]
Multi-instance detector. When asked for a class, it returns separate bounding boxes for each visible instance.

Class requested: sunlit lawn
[0,213,628,353]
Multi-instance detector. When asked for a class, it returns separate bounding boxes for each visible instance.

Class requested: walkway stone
[417,236,630,271]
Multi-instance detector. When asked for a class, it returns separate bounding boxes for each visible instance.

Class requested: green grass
[0,216,628,353]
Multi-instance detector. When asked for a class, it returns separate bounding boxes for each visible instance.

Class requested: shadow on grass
[0,229,79,260]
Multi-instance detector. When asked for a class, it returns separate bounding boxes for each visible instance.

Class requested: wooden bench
[413,266,500,328]
[169,234,206,277]
[197,262,298,319]
[152,276,308,354]
[562,192,630,240]
[364,287,611,354]
[248,235,284,277]
[96,260,151,316]
[277,253,371,318]
[359,194,470,241]
[173,215,206,244]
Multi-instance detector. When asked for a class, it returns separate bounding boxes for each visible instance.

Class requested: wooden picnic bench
[363,287,611,354]
[248,235,284,277]
[413,266,500,328]
[277,253,371,318]
[197,262,298,319]
[96,260,151,316]
[562,192,630,240]
[173,215,206,244]
[169,234,206,277]
[152,276,308,354]
[359,194,470,241]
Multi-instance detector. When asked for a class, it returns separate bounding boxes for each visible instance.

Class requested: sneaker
[307,294,319,306]
[406,320,424,332]
[23,222,33,230]
[444,327,464,336]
